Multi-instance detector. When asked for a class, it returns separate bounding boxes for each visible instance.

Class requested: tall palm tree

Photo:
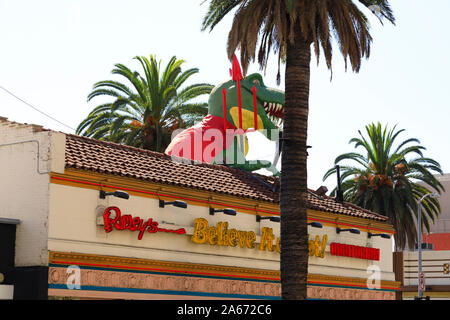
[323,123,444,250]
[201,0,395,299]
[76,55,213,152]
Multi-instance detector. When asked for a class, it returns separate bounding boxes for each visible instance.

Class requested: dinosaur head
[208,73,284,135]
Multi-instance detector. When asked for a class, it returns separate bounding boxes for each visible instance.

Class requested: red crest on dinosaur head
[229,54,243,82]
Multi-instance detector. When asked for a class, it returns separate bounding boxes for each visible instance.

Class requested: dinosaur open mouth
[264,102,284,119]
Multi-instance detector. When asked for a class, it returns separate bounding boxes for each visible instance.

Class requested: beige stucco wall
[0,118,65,266]
[402,250,450,287]
[416,174,450,234]
[431,174,450,233]
[48,182,395,282]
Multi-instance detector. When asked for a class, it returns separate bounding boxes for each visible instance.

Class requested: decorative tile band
[48,266,280,299]
[49,263,278,283]
[48,251,399,300]
[306,285,395,300]
[48,266,395,300]
[48,284,279,300]
[48,251,280,282]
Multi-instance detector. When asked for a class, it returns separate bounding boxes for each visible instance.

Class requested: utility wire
[0,85,76,132]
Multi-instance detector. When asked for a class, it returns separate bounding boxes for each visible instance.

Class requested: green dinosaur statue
[165,72,284,176]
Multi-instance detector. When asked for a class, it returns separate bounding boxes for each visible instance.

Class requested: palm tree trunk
[280,35,311,300]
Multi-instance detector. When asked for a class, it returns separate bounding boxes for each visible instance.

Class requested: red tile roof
[64,134,388,222]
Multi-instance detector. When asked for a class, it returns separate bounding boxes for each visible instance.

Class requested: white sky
[1,0,449,192]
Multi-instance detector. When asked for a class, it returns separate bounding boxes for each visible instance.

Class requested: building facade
[0,117,400,299]
[395,250,450,300]
[422,174,450,250]
[394,173,450,299]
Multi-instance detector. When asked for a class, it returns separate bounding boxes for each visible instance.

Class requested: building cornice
[50,168,396,234]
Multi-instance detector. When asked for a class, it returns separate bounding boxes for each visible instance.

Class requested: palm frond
[324,122,443,250]
[78,54,210,152]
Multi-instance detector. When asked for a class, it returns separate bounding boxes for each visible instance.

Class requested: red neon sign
[103,206,186,240]
[330,242,380,261]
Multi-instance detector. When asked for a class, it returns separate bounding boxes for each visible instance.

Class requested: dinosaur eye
[252,79,261,85]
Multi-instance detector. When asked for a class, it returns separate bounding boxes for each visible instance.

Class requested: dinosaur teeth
[263,102,284,119]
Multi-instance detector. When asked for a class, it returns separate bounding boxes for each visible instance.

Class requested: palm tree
[76,55,213,152]
[323,122,444,250]
[201,0,395,299]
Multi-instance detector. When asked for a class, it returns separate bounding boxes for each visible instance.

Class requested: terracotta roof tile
[64,134,387,222]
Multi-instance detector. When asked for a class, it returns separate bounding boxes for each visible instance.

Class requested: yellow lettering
[319,234,328,258]
[216,222,223,245]
[222,222,229,246]
[314,235,321,257]
[246,231,256,249]
[259,227,275,251]
[217,222,229,246]
[237,231,247,248]
[228,229,237,247]
[307,234,328,258]
[208,226,218,245]
[191,218,209,244]
[191,219,304,255]
[308,234,315,256]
